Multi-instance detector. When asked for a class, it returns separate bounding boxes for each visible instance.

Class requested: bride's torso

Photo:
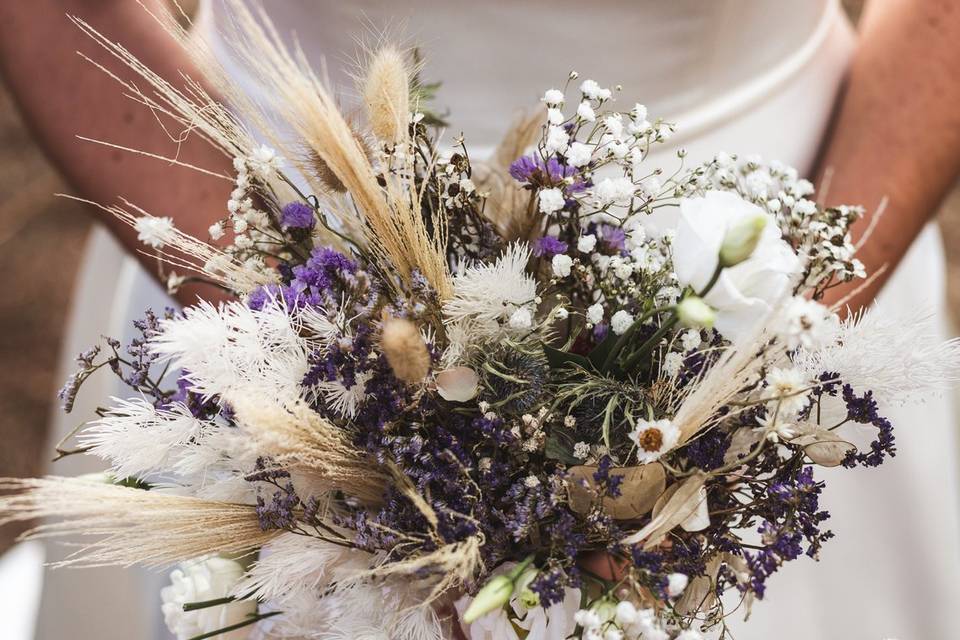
[198,0,845,170]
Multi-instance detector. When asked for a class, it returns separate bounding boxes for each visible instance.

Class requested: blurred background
[0,0,957,636]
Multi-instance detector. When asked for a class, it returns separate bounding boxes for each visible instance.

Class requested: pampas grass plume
[381,316,431,384]
[362,46,410,144]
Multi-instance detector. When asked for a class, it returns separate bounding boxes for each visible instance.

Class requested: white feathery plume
[443,243,537,339]
[150,298,310,403]
[79,397,205,480]
[794,307,960,406]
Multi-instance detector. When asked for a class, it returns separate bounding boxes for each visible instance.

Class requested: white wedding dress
[28,1,960,638]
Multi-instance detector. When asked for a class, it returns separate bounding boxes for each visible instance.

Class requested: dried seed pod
[381,317,430,384]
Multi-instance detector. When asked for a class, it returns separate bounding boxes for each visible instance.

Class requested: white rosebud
[666,572,689,597]
[509,307,533,330]
[461,574,514,623]
[610,310,634,335]
[586,303,604,325]
[676,296,715,329]
[552,253,573,278]
[539,187,567,214]
[542,88,565,105]
[719,212,768,267]
[161,556,256,640]
[577,233,597,253]
[436,367,480,402]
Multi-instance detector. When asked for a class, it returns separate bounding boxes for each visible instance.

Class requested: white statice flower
[566,142,593,168]
[151,298,311,404]
[134,215,176,249]
[577,233,597,253]
[662,351,684,378]
[764,366,811,418]
[793,309,960,407]
[444,243,538,340]
[610,310,634,335]
[630,419,680,464]
[586,303,605,325]
[509,307,534,330]
[777,297,838,351]
[579,79,611,100]
[456,564,580,640]
[539,187,567,214]
[545,125,569,154]
[542,88,565,105]
[552,253,573,278]
[594,177,635,207]
[671,191,800,344]
[161,556,257,640]
[249,144,282,178]
[574,441,591,460]
[577,101,597,121]
[79,398,204,480]
[208,221,225,240]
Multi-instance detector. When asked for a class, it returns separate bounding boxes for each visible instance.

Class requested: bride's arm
[818,0,960,313]
[0,0,231,304]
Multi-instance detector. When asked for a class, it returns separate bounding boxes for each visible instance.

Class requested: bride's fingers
[578,551,629,581]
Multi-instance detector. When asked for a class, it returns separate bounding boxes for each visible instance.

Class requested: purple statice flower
[509,154,587,194]
[533,235,569,258]
[840,384,896,467]
[598,224,627,253]
[280,201,316,230]
[255,482,301,531]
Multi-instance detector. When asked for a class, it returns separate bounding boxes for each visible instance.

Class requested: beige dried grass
[0,477,275,567]
[362,46,411,145]
[381,316,431,384]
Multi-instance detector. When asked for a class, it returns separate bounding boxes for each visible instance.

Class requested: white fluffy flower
[566,142,593,168]
[577,101,596,121]
[552,253,573,278]
[445,243,538,340]
[579,79,611,100]
[629,419,680,464]
[666,572,689,597]
[681,329,702,352]
[603,114,625,139]
[764,367,811,418]
[509,307,534,330]
[574,441,591,459]
[249,144,282,178]
[161,556,257,640]
[777,297,837,351]
[671,191,800,344]
[662,352,684,378]
[134,215,175,248]
[547,107,564,125]
[586,303,605,325]
[610,310,634,335]
[545,125,569,154]
[542,88,565,105]
[208,222,225,240]
[577,234,597,253]
[593,177,635,207]
[539,187,567,214]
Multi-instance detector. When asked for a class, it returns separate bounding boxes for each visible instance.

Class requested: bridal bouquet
[2,4,957,640]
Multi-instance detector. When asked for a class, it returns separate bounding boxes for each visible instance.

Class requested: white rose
[161,556,256,640]
[671,191,799,344]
